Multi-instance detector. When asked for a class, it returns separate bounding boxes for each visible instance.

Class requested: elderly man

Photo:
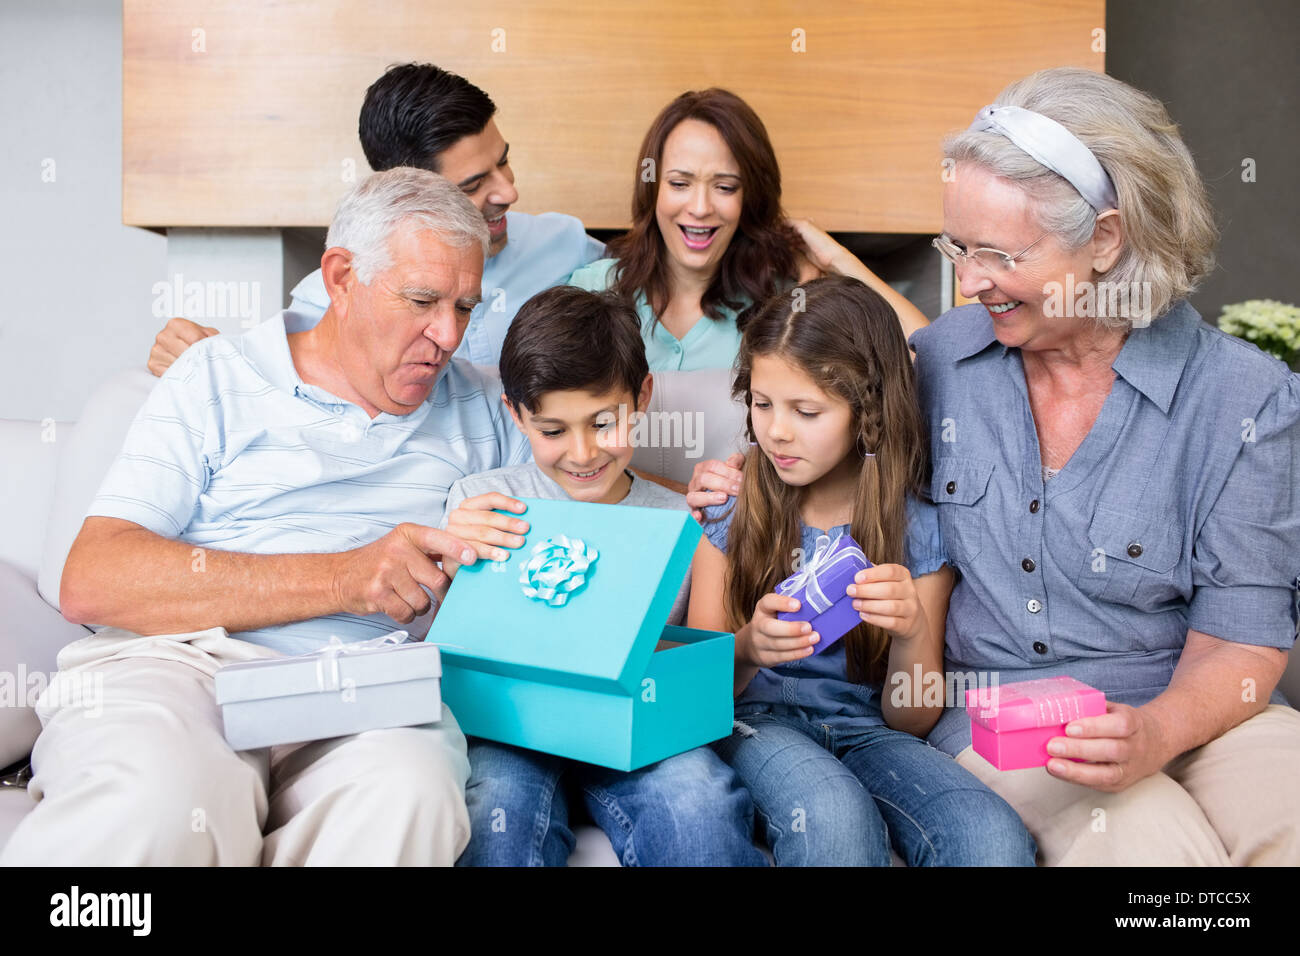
[0,168,529,866]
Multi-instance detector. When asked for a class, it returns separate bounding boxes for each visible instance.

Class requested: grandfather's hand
[331,523,477,624]
[442,493,529,576]
[1043,702,1170,793]
[686,452,745,520]
[148,317,219,377]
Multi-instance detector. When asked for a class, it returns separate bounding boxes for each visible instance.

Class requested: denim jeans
[712,704,1036,866]
[457,738,768,866]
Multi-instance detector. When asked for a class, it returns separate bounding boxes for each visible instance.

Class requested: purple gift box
[776,532,873,654]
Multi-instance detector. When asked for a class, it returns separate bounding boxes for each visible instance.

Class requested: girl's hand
[787,218,850,276]
[686,452,745,521]
[743,592,818,668]
[442,493,529,577]
[848,564,927,642]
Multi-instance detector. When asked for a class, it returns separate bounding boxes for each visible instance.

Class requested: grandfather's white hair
[325,166,489,284]
[944,67,1217,326]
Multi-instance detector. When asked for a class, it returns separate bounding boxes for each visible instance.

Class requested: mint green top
[566,258,745,371]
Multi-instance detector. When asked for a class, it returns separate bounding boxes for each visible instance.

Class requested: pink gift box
[966,677,1107,770]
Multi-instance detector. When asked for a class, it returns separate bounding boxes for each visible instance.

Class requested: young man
[438,287,766,867]
[147,63,604,375]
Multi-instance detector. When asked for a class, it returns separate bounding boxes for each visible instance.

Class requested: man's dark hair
[359,63,497,172]
[500,288,649,414]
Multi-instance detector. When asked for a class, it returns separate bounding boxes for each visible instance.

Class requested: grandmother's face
[942,164,1103,352]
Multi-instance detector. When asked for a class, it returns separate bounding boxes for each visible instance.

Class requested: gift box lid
[214,638,441,705]
[776,531,871,622]
[965,676,1106,732]
[430,497,701,696]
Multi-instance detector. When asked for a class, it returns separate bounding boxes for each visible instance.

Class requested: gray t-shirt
[443,462,693,625]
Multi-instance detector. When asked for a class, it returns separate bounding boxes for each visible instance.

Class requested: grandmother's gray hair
[944,67,1217,326]
[325,166,490,285]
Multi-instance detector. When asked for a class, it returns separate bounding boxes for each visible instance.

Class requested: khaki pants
[956,704,1300,866]
[0,626,470,866]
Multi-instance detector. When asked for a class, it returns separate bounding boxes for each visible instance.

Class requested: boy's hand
[742,592,818,668]
[847,564,927,642]
[686,452,745,520]
[442,493,529,577]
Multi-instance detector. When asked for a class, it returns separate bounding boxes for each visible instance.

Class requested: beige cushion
[631,367,748,486]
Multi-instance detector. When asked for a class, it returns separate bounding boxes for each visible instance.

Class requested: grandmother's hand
[1042,702,1170,792]
[787,218,850,276]
[686,452,745,521]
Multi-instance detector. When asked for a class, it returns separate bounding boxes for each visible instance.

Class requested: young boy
[440,286,765,867]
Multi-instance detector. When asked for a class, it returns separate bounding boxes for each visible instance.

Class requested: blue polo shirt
[89,313,532,654]
[566,258,748,371]
[288,210,605,365]
[910,301,1300,755]
[701,496,946,725]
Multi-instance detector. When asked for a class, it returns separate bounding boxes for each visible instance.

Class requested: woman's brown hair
[719,275,929,685]
[605,88,799,323]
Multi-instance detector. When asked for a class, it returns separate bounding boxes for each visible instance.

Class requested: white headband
[968,104,1118,213]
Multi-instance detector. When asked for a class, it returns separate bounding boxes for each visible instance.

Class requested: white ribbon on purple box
[775,531,869,614]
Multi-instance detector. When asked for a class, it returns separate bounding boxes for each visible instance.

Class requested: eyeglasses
[931,232,1048,274]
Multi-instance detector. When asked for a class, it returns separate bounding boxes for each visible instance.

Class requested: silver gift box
[214,634,443,751]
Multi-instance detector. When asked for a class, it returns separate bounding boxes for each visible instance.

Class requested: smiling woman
[567,88,928,371]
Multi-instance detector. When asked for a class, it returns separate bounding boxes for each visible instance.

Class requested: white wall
[0,0,167,422]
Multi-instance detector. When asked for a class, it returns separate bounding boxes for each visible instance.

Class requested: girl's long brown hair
[605,88,799,323]
[720,275,929,685]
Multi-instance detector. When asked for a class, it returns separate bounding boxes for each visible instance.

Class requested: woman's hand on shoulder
[786,218,849,276]
[848,563,928,643]
[148,317,219,377]
[741,592,819,668]
[686,452,745,520]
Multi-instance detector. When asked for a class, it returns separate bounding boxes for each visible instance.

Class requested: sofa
[3,364,1297,865]
[0,363,751,865]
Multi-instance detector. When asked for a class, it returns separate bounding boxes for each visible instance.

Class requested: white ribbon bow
[519,534,598,607]
[776,532,868,615]
[312,631,409,692]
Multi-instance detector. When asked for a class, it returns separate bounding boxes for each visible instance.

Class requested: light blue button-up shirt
[288,211,605,365]
[566,258,748,371]
[910,301,1300,755]
[89,313,532,654]
[701,496,946,726]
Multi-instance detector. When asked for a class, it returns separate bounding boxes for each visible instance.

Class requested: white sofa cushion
[0,419,65,578]
[37,368,156,610]
[630,367,748,487]
[0,560,90,767]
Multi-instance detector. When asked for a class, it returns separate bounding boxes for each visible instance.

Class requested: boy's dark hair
[500,287,649,414]
[359,63,497,173]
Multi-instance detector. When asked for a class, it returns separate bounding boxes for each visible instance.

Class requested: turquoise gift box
[428,497,735,771]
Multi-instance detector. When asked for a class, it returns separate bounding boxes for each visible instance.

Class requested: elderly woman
[689,67,1300,866]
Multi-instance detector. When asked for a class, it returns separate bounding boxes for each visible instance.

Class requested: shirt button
[1127,541,1143,558]
[1029,499,1040,514]
[1021,558,1035,573]
[1026,599,1043,613]
[946,480,957,495]
[1033,641,1048,655]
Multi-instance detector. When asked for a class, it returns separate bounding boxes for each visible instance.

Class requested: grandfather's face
[942,163,1102,352]
[336,226,484,415]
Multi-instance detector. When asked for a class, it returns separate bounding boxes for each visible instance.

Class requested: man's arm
[61,516,478,636]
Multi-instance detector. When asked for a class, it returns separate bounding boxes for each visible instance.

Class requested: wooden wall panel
[123,0,1105,231]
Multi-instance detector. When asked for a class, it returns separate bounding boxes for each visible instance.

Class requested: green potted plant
[1217,299,1300,370]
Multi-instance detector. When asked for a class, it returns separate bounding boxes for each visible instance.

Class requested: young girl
[688,275,1036,866]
